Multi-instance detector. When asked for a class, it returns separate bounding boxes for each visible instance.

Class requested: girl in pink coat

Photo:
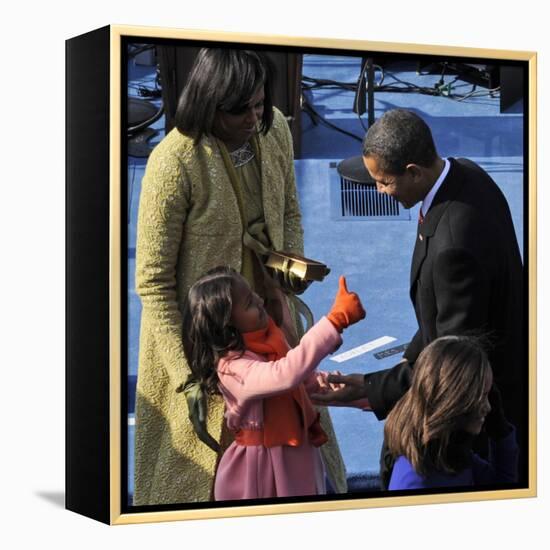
[181,266,366,501]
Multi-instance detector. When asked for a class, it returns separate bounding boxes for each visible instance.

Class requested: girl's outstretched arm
[218,317,341,402]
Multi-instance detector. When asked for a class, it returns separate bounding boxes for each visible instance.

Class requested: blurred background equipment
[127,44,163,157]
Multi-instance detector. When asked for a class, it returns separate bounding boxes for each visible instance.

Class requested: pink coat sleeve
[217,316,341,403]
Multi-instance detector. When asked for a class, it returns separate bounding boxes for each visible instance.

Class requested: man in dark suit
[313,109,526,486]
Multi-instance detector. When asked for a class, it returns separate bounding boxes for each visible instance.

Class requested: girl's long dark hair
[182,266,245,395]
[385,335,492,475]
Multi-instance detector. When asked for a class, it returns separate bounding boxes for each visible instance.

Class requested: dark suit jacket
[365,158,525,432]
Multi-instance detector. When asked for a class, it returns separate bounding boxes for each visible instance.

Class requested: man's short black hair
[175,48,275,143]
[362,109,438,174]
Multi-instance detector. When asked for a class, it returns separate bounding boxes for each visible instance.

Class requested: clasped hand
[311,373,371,410]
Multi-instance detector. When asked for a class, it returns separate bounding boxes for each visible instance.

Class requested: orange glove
[326,276,366,332]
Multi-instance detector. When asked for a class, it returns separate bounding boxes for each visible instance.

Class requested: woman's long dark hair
[384,335,492,475]
[182,266,245,395]
[175,48,275,144]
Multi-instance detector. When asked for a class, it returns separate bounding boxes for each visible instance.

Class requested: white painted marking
[329,336,397,363]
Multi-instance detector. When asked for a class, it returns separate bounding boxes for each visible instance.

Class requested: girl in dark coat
[385,336,518,490]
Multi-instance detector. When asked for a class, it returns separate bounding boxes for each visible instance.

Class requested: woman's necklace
[229,141,255,168]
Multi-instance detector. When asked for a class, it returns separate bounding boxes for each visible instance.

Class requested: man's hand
[310,373,369,406]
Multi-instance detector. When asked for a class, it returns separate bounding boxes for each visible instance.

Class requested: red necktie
[418,210,425,225]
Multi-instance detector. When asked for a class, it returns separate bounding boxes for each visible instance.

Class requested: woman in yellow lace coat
[134,48,346,505]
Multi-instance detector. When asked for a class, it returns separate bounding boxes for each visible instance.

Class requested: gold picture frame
[66,24,537,525]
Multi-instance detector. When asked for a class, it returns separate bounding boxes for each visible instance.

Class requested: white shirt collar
[421,158,450,217]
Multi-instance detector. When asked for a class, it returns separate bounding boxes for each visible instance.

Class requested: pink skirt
[214,441,326,500]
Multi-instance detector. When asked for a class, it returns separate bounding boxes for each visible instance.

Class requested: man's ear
[405,163,423,181]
